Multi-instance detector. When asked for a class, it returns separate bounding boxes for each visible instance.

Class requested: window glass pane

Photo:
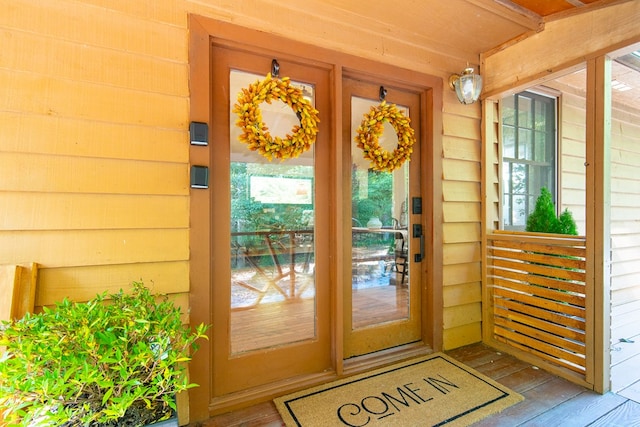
[535,102,548,131]
[518,129,533,160]
[502,96,515,125]
[534,131,547,162]
[503,126,515,158]
[501,91,557,230]
[512,195,527,227]
[511,163,526,194]
[517,96,532,129]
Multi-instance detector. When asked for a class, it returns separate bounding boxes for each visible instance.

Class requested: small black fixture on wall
[190,165,209,189]
[190,121,209,146]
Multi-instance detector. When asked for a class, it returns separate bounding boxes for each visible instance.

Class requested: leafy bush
[0,281,208,426]
[525,187,578,235]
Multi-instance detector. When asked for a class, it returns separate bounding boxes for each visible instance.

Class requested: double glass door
[210,44,425,400]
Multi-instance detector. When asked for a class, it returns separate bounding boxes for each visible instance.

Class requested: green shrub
[525,187,578,235]
[0,281,208,427]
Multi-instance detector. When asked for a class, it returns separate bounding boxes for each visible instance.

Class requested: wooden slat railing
[487,231,588,379]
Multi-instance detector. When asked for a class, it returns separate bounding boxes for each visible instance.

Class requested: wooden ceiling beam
[466,0,544,31]
[481,0,640,98]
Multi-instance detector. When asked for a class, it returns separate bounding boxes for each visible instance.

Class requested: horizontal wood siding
[609,102,640,391]
[442,100,483,350]
[0,0,190,311]
[558,85,587,235]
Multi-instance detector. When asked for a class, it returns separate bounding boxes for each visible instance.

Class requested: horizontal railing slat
[488,266,586,294]
[495,298,586,330]
[487,231,588,381]
[494,306,585,342]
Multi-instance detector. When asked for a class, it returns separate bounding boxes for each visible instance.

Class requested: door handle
[412,224,424,262]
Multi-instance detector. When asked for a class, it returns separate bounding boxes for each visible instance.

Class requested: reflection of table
[231,229,314,306]
[352,227,407,241]
[351,228,408,283]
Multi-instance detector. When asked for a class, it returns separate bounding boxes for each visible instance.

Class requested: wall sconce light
[448,67,483,104]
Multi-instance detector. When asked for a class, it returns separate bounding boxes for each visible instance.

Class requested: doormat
[274,353,523,426]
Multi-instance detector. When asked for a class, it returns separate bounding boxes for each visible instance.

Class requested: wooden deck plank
[587,400,640,427]
[521,391,628,427]
[472,376,586,426]
[618,380,640,404]
[193,342,640,427]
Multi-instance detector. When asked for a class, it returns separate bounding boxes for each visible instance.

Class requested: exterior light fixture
[448,67,483,104]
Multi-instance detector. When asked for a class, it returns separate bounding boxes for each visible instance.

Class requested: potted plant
[526,187,578,235]
[0,281,208,427]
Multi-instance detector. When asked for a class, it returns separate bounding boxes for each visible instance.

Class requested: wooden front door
[342,76,424,357]
[209,44,333,397]
[190,20,442,419]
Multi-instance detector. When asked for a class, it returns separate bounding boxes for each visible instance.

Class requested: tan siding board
[65,0,185,26]
[1,30,188,95]
[443,136,481,162]
[0,70,188,129]
[442,202,481,223]
[443,302,481,329]
[0,193,189,231]
[0,153,188,195]
[1,0,187,61]
[442,158,481,182]
[442,181,481,202]
[37,261,189,306]
[0,229,188,268]
[443,263,482,286]
[443,282,481,308]
[443,113,481,140]
[443,242,481,265]
[443,322,481,350]
[443,223,481,244]
[0,113,187,163]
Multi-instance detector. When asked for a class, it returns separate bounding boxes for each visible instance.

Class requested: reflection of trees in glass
[231,162,313,232]
[352,169,393,227]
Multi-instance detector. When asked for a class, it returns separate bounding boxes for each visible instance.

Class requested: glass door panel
[351,96,410,329]
[210,45,331,398]
[343,77,422,358]
[230,70,316,355]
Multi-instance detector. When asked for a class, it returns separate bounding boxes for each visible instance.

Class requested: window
[501,90,557,230]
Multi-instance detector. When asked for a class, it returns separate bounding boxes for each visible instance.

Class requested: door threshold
[208,370,337,417]
[342,342,433,377]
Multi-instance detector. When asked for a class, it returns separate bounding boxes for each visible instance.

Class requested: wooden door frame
[188,14,444,422]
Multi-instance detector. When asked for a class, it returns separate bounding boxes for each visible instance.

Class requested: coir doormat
[274,353,523,426]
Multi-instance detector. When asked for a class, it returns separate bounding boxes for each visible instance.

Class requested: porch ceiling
[506,0,618,18]
[324,0,630,65]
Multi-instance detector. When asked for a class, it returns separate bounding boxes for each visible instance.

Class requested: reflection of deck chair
[1,263,38,321]
[393,236,408,285]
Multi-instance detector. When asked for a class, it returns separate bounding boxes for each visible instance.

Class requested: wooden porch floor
[192,342,640,426]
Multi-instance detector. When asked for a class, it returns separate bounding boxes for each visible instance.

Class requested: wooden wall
[0,0,191,310]
[548,74,640,391]
[609,98,640,391]
[0,0,483,347]
[490,71,640,391]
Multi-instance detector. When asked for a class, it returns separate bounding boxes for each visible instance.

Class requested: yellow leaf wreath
[233,73,320,161]
[354,101,416,172]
